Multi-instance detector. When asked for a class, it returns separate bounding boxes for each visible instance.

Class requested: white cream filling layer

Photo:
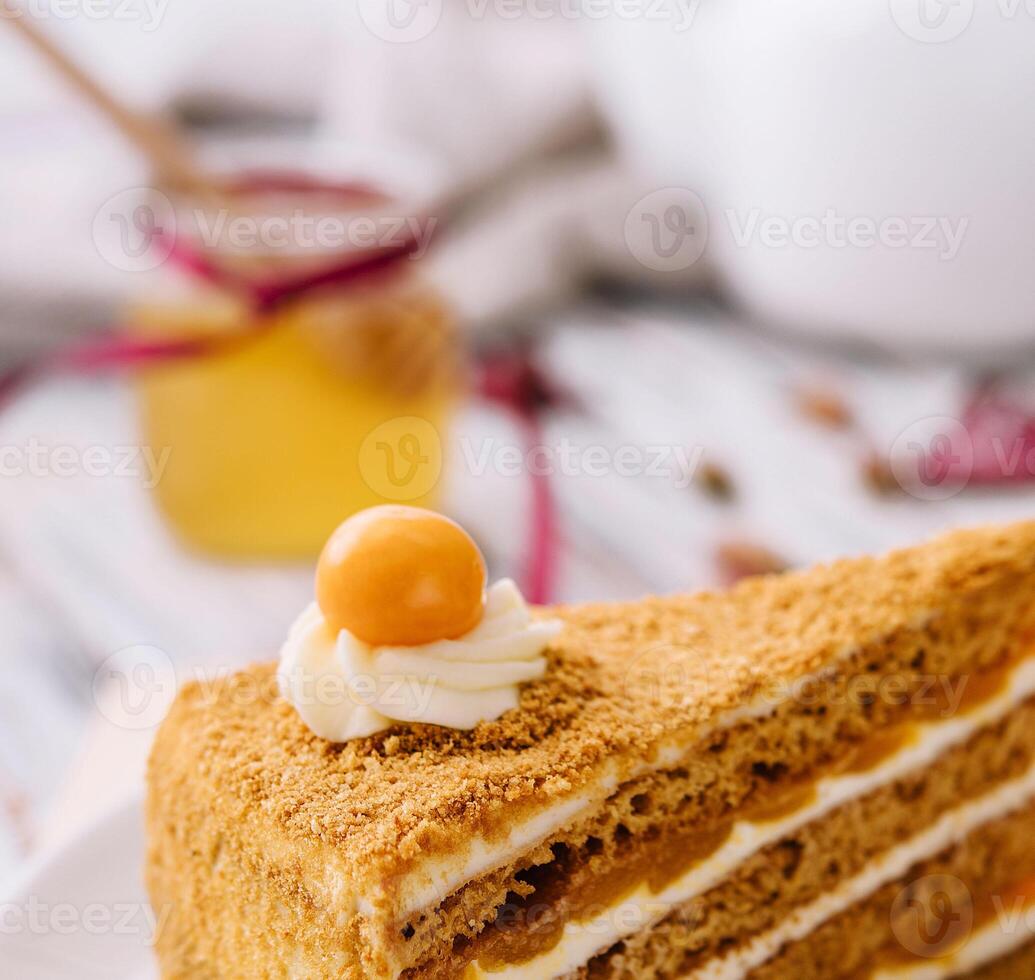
[872,905,1035,979]
[687,762,1035,980]
[395,743,690,919]
[403,659,1035,919]
[469,759,1035,980]
[464,656,1035,979]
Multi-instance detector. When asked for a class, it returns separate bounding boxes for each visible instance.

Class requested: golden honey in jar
[130,178,456,559]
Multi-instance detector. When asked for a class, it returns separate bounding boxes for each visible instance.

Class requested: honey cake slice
[146,520,1035,979]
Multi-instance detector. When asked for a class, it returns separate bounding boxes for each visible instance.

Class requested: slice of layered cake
[146,509,1035,979]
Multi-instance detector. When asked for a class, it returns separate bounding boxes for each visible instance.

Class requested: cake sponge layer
[572,800,1035,980]
[404,695,1035,978]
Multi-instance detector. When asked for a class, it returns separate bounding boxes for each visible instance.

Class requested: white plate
[0,799,157,980]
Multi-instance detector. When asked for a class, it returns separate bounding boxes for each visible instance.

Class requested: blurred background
[1,0,1035,884]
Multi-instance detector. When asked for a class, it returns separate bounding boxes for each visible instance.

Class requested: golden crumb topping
[151,521,1035,899]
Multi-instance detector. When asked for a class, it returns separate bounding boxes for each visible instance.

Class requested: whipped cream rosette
[278,506,561,741]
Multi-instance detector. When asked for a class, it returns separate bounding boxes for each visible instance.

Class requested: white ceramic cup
[592,0,1035,353]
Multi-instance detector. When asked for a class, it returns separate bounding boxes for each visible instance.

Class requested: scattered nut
[862,453,904,496]
[697,462,736,502]
[796,385,854,430]
[716,540,789,585]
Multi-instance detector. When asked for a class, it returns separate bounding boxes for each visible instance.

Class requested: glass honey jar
[130,174,457,559]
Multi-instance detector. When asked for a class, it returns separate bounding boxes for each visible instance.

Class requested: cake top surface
[155,521,1035,894]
